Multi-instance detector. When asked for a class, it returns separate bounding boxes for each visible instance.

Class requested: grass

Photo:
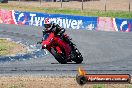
[0,39,7,51]
[0,3,132,19]
[0,39,9,55]
[43,8,132,19]
[127,85,132,88]
[0,38,27,56]
[0,39,19,56]
[93,84,105,88]
[0,44,7,51]
[9,85,18,88]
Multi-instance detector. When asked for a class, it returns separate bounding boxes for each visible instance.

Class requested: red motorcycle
[38,32,83,64]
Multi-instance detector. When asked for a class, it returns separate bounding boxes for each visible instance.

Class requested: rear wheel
[51,48,67,64]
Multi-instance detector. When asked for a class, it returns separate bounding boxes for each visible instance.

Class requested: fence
[8,0,132,12]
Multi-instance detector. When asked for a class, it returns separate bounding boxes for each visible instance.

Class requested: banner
[113,18,132,32]
[0,9,132,32]
[0,9,15,24]
[97,17,115,32]
[97,17,132,32]
[13,11,97,30]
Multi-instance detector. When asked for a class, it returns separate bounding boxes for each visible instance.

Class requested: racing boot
[66,53,74,62]
[66,48,76,62]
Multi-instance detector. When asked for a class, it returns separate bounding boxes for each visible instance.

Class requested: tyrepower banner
[13,11,97,30]
[0,9,132,32]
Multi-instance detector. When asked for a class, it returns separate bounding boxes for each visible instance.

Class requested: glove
[42,44,47,49]
[57,33,61,36]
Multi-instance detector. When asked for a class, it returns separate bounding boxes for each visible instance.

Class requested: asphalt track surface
[0,23,132,76]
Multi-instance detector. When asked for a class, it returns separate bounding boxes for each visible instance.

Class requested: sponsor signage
[13,11,97,30]
[0,9,132,32]
[76,67,131,85]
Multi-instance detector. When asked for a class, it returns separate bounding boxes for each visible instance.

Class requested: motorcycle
[38,32,83,64]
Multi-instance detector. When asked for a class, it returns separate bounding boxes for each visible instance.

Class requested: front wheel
[73,48,83,64]
[51,48,67,64]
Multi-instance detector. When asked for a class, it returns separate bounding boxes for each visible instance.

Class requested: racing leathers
[42,23,74,60]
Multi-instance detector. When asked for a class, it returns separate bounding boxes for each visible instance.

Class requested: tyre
[76,75,87,85]
[51,48,67,64]
[75,55,83,64]
[73,49,83,64]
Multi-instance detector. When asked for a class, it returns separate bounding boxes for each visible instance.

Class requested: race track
[0,23,132,76]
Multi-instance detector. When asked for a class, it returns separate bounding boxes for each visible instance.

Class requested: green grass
[0,44,7,51]
[93,84,105,88]
[44,8,131,18]
[9,85,18,88]
[43,8,132,19]
[0,39,7,51]
[0,3,132,19]
[0,38,27,56]
[0,39,18,56]
[127,85,132,88]
[0,39,9,55]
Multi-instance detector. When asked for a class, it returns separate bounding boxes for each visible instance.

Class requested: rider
[43,18,73,46]
[42,18,74,60]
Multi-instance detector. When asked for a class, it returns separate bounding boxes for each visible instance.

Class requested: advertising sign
[13,11,97,30]
[0,9,132,32]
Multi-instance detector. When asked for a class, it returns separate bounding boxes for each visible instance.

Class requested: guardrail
[0,9,132,32]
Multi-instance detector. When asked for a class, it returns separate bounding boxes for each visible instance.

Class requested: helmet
[44,18,52,29]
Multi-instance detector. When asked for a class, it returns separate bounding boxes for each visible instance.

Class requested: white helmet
[44,18,53,29]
